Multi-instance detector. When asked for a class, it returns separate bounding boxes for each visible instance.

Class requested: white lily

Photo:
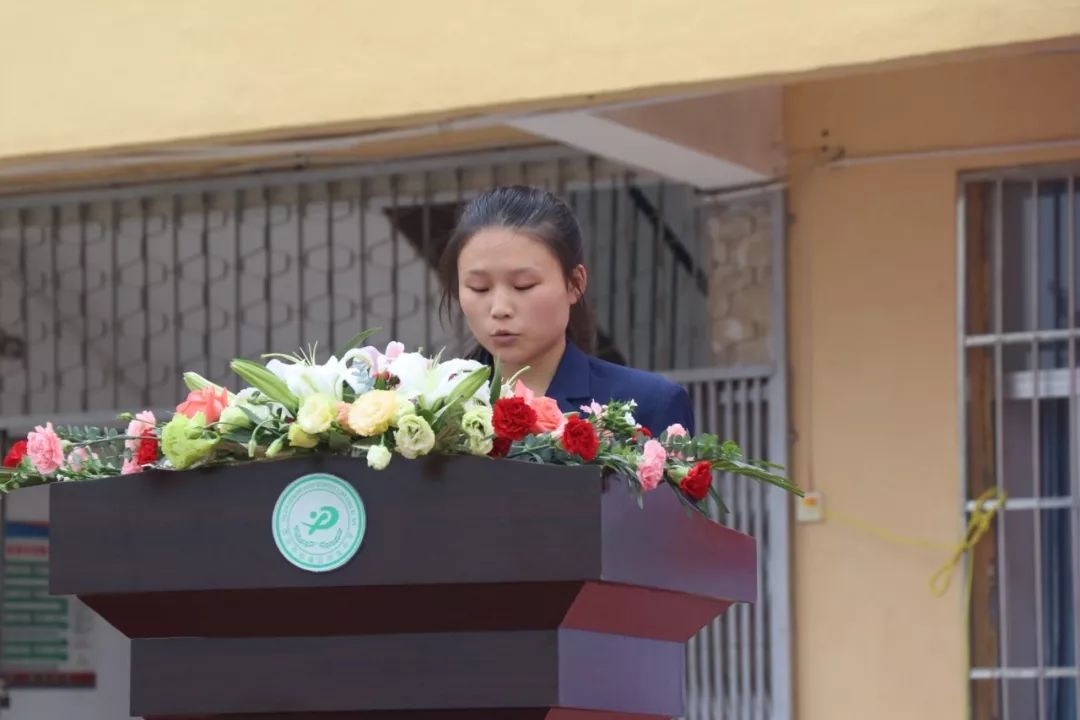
[265,355,357,400]
[389,353,489,408]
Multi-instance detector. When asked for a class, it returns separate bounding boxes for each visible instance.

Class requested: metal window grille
[0,149,792,719]
[960,167,1080,720]
[671,191,791,720]
[0,149,716,424]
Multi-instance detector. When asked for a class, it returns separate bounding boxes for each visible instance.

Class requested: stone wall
[705,196,774,367]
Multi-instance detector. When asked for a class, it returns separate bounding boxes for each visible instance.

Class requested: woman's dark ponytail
[566,296,595,355]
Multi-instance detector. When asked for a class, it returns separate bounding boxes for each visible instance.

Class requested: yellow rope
[928,488,1007,598]
[817,486,1007,716]
[819,487,1006,594]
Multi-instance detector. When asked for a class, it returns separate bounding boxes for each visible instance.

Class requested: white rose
[462,406,494,456]
[366,444,392,470]
[394,415,436,459]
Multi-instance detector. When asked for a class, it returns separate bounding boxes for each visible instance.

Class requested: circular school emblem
[272,473,365,572]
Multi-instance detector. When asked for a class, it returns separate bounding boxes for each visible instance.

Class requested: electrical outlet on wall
[796,490,824,523]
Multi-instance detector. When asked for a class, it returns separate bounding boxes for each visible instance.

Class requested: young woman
[439,185,695,435]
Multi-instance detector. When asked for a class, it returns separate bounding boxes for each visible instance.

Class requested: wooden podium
[48,455,756,719]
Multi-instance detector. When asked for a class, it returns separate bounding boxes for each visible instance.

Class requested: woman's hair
[438,185,596,356]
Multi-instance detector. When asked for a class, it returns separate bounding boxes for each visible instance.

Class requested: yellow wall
[785,52,1080,719]
[4,0,1080,161]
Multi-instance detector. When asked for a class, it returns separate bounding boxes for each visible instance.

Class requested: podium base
[132,630,683,719]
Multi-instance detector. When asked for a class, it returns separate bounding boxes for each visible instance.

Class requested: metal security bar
[667,367,786,720]
[959,168,1080,720]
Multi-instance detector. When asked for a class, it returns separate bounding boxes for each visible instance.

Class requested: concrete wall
[784,51,1080,720]
[704,196,774,367]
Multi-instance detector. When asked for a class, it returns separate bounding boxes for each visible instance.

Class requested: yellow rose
[287,423,319,449]
[348,390,398,437]
[297,393,336,435]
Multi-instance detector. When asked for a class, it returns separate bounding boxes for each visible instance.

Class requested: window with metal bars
[961,169,1080,720]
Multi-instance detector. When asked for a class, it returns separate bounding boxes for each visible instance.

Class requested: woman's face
[457,227,584,368]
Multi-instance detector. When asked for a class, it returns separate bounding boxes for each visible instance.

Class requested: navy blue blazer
[545,342,695,435]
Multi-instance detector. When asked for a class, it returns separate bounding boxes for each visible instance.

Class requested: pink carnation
[125,410,157,453]
[66,447,98,472]
[637,439,667,492]
[26,422,65,475]
[664,423,688,438]
[121,457,142,475]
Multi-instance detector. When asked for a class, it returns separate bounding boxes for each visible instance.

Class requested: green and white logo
[272,473,366,572]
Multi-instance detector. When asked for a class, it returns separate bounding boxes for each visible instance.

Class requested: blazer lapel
[545,341,593,413]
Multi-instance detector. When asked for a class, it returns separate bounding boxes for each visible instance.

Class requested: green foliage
[230,359,299,415]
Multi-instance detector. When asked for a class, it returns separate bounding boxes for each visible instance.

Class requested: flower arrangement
[0,331,800,516]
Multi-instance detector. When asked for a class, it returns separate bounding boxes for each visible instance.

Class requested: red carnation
[3,440,28,468]
[561,415,599,462]
[134,429,159,466]
[680,461,713,502]
[489,437,512,458]
[493,397,537,441]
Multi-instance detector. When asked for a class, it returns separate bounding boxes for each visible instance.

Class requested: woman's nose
[489,287,514,318]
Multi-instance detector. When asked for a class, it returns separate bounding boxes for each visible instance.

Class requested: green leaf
[326,430,352,453]
[247,418,272,458]
[265,436,286,459]
[338,328,382,357]
[183,371,215,393]
[708,486,730,516]
[239,405,264,425]
[438,366,491,413]
[503,365,529,389]
[714,458,803,496]
[230,359,298,415]
[720,439,742,460]
[489,356,503,404]
[691,433,715,445]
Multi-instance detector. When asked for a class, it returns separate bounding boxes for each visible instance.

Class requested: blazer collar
[545,340,592,406]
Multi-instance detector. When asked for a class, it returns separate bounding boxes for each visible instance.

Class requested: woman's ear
[569,264,588,302]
